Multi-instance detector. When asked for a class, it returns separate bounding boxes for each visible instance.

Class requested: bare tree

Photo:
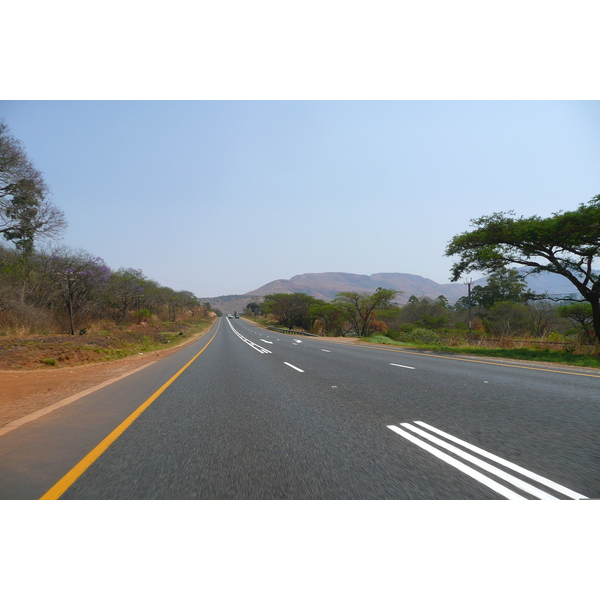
[43,246,110,334]
[525,300,557,337]
[0,120,67,253]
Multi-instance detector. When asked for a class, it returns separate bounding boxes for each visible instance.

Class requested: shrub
[370,319,388,334]
[384,329,401,341]
[366,334,390,343]
[405,328,441,344]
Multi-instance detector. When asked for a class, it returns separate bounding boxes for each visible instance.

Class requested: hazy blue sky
[2,100,599,298]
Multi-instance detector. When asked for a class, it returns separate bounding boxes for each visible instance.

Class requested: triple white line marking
[388,421,588,500]
[413,421,587,500]
[284,362,304,372]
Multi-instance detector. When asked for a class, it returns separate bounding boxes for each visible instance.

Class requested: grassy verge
[84,318,215,361]
[244,316,271,328]
[361,335,600,369]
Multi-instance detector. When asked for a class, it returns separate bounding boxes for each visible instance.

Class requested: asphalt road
[1,317,599,499]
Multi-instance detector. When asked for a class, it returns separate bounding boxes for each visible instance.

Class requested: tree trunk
[591,297,600,344]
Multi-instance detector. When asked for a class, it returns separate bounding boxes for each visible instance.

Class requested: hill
[200,269,589,314]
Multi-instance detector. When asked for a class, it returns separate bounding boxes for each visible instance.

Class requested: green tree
[264,293,316,330]
[246,301,262,317]
[557,302,595,342]
[445,195,600,341]
[401,295,451,329]
[309,299,347,336]
[470,267,534,309]
[333,287,400,337]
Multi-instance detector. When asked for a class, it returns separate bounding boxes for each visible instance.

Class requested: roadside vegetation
[244,194,600,369]
[245,288,599,368]
[0,118,217,370]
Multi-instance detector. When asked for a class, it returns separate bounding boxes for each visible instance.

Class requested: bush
[384,330,401,341]
[405,328,441,344]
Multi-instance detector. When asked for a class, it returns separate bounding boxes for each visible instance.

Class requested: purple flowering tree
[44,247,110,334]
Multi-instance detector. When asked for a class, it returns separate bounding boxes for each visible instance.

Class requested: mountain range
[201,270,585,314]
[246,272,466,302]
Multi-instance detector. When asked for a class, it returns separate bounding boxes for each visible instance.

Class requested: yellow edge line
[351,343,600,378]
[39,319,221,500]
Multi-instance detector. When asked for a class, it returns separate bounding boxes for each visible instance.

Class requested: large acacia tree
[264,292,316,330]
[334,287,400,336]
[445,195,600,341]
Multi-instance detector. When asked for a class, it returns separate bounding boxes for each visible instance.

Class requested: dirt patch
[0,319,213,428]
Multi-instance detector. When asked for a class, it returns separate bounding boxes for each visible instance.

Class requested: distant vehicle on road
[234,312,240,319]
[227,314,233,319]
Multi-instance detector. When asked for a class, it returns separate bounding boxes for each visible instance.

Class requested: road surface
[1,317,598,499]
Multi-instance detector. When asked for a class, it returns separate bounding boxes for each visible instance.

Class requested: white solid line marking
[284,362,304,372]
[390,363,415,369]
[321,349,331,353]
[388,425,526,500]
[226,318,272,354]
[260,339,273,344]
[400,422,557,500]
[414,421,588,500]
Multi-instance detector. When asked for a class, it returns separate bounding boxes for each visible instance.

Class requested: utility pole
[466,278,473,340]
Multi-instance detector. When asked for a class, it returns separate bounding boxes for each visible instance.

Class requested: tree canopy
[445,196,600,341]
[263,292,315,330]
